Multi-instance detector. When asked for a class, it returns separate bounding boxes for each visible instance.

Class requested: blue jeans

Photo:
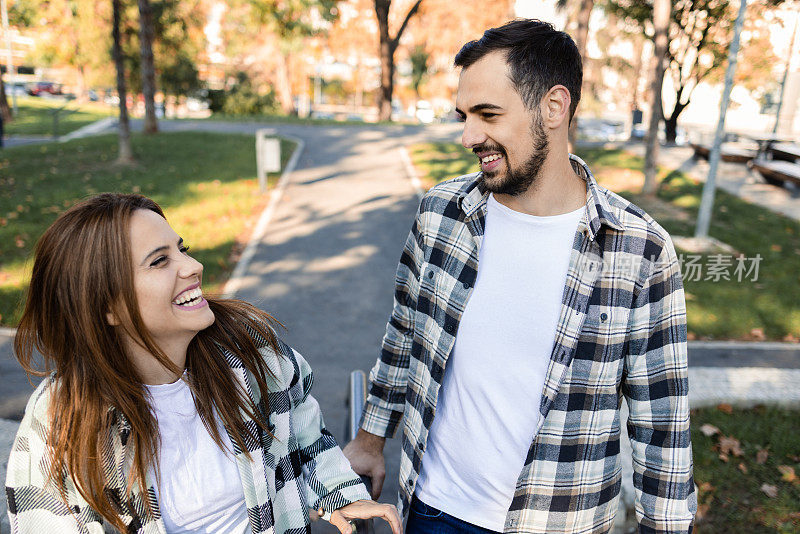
[405,495,503,534]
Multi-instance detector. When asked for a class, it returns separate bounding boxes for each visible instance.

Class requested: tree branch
[391,0,423,47]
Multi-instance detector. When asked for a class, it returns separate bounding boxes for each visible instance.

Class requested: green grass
[407,142,800,340]
[691,405,800,533]
[5,97,115,137]
[0,131,295,326]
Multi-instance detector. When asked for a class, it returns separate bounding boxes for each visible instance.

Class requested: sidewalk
[1,123,799,533]
[625,143,800,223]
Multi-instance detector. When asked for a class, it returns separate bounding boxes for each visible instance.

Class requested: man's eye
[456,114,466,123]
[482,113,497,119]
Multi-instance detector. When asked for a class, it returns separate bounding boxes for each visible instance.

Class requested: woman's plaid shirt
[6,337,370,533]
[362,155,696,533]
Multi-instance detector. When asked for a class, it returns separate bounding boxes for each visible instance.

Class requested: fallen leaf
[756,449,769,464]
[698,481,715,494]
[749,328,766,341]
[778,465,796,483]
[719,453,729,462]
[718,435,744,457]
[761,484,778,498]
[787,454,800,463]
[717,403,734,414]
[738,462,748,474]
[770,244,782,252]
[700,424,720,437]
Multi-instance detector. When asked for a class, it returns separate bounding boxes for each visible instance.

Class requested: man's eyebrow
[469,103,503,113]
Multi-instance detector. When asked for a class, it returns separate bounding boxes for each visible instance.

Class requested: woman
[5,193,401,534]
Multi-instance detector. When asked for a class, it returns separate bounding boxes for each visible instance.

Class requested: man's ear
[542,85,571,128]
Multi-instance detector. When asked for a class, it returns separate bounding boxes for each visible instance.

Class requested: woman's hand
[325,500,402,534]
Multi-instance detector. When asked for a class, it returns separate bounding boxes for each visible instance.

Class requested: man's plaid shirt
[362,155,696,533]
[6,335,370,533]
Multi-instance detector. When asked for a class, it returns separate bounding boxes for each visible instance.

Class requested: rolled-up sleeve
[361,205,425,439]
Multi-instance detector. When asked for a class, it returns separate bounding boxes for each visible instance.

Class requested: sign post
[256,129,281,192]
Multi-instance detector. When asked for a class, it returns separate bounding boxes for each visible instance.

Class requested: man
[343,19,696,534]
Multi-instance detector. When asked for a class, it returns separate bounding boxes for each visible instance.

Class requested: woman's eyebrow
[141,246,169,265]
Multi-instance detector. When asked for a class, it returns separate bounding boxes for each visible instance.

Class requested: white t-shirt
[415,194,585,531]
[146,376,250,534]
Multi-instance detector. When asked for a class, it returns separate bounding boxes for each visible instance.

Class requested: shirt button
[600,313,608,322]
[462,282,470,289]
[407,478,414,488]
[445,325,454,333]
[418,442,425,452]
[427,271,434,279]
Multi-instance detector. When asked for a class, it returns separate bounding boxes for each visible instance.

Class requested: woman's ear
[106,311,120,326]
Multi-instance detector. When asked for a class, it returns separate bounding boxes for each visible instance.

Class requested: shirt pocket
[576,304,630,364]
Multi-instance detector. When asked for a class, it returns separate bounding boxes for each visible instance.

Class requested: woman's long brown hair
[14,193,279,532]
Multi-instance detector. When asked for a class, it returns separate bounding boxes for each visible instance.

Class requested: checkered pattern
[6,335,370,533]
[362,155,696,533]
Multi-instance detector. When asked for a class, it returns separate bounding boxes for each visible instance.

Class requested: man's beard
[475,112,549,196]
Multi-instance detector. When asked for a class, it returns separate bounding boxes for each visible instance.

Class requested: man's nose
[461,118,486,149]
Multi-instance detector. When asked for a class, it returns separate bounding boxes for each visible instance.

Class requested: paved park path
[2,121,800,533]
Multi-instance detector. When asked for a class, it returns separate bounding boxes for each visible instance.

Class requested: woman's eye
[179,245,190,254]
[150,256,167,267]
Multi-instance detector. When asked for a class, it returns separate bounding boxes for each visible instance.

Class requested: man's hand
[342,430,387,500]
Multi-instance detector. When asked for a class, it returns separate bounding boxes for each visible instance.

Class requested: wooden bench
[751,159,800,187]
[690,142,755,163]
[770,142,800,163]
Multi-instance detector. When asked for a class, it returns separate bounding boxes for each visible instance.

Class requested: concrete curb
[221,135,305,299]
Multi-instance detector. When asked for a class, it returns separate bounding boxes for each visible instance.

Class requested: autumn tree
[138,0,158,133]
[643,0,670,196]
[23,0,114,98]
[112,0,134,164]
[558,0,597,146]
[374,0,422,121]
[604,0,784,143]
[225,0,340,115]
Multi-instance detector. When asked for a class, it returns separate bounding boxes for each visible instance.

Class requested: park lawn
[407,142,800,341]
[691,405,800,533]
[0,131,295,326]
[4,96,114,137]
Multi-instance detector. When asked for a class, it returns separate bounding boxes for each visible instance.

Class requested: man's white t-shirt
[146,377,250,534]
[415,194,585,531]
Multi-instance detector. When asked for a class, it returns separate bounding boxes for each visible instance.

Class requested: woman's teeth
[173,287,202,306]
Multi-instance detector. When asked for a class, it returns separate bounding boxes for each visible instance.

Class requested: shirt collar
[458,153,624,240]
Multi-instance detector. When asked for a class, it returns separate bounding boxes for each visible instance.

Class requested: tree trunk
[378,39,396,122]
[642,0,670,197]
[374,0,422,122]
[113,0,134,164]
[274,50,296,115]
[138,0,158,134]
[0,76,11,122]
[568,0,594,149]
[664,100,687,144]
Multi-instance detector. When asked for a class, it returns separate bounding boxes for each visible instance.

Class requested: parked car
[27,81,62,96]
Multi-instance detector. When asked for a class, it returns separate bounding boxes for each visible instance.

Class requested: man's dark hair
[454,19,582,122]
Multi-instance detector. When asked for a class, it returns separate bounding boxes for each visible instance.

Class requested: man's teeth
[173,287,202,305]
[481,154,502,163]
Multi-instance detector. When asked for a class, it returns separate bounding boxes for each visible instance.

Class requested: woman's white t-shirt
[146,377,250,534]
